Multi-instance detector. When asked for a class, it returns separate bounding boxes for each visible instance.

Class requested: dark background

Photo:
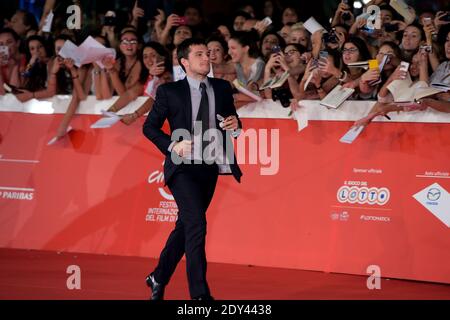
[1,0,449,32]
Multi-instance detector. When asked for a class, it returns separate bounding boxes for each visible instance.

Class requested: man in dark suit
[142,38,242,300]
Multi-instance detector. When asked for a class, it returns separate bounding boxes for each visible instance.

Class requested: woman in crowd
[428,25,450,89]
[337,37,371,97]
[295,49,341,100]
[79,35,113,100]
[259,31,286,61]
[21,35,49,92]
[107,41,172,125]
[207,35,236,83]
[228,30,265,106]
[14,34,84,102]
[281,7,298,26]
[0,28,26,94]
[360,42,402,100]
[288,24,311,50]
[103,28,143,95]
[228,31,265,87]
[263,43,306,100]
[400,24,424,61]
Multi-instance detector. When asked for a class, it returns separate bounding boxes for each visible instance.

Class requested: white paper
[339,126,364,144]
[347,61,369,69]
[261,17,272,27]
[47,126,73,145]
[208,64,214,78]
[304,71,314,91]
[388,77,442,102]
[293,106,308,132]
[303,17,325,35]
[58,40,80,65]
[233,79,263,102]
[42,11,54,32]
[90,110,122,129]
[173,65,186,81]
[320,85,355,109]
[390,0,415,24]
[260,71,290,90]
[59,36,116,68]
[101,110,118,118]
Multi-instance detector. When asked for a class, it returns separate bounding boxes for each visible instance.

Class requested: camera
[104,14,116,26]
[0,45,9,66]
[178,16,187,25]
[342,11,352,21]
[271,45,281,54]
[272,87,292,108]
[383,23,399,32]
[420,45,432,53]
[323,29,338,44]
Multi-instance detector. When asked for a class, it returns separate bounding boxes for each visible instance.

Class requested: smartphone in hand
[0,45,9,66]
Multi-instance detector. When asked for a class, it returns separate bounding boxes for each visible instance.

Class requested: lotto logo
[337,186,390,205]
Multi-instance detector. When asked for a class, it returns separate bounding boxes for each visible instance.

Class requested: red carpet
[1,248,449,300]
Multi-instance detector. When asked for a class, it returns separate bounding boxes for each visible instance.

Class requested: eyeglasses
[284,49,299,56]
[121,39,138,45]
[342,48,359,54]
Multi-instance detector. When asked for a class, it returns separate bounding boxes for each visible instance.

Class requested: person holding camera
[21,35,49,92]
[295,49,341,101]
[102,11,118,49]
[263,43,307,108]
[0,28,25,95]
[155,9,192,47]
[332,0,355,29]
[260,31,286,61]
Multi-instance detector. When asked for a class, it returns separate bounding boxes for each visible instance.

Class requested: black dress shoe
[145,273,165,300]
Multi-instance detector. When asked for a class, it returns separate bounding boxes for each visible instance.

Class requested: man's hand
[222,115,239,130]
[173,140,192,157]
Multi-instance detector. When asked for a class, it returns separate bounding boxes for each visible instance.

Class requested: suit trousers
[153,162,219,298]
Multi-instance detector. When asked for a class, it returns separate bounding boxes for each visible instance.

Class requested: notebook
[320,85,355,109]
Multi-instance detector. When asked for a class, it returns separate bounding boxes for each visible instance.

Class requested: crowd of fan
[0,0,449,136]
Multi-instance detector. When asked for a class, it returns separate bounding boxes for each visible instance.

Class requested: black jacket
[143,77,243,185]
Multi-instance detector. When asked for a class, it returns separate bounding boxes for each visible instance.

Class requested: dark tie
[196,82,210,154]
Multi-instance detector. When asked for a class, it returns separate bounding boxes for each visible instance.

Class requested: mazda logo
[427,188,441,201]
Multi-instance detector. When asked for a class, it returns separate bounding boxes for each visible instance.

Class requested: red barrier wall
[0,111,449,284]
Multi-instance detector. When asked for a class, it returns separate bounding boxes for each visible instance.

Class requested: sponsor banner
[0,111,449,284]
